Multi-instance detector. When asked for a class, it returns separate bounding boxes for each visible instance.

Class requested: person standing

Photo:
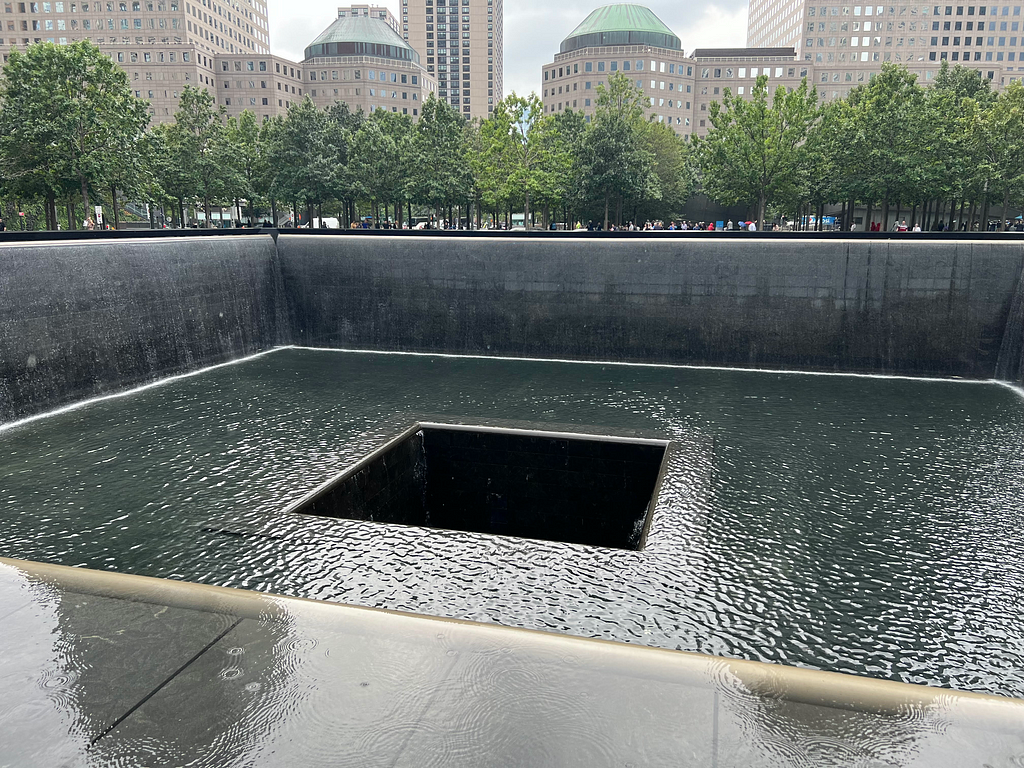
[0,216,6,232]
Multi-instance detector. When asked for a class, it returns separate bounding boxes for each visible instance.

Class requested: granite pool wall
[0,233,284,422]
[2,230,1023,423]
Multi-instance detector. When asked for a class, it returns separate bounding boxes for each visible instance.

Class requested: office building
[543,2,1023,141]
[336,3,399,34]
[748,0,1022,90]
[302,13,436,117]
[1,0,278,121]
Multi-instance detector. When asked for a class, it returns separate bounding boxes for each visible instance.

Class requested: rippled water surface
[3,349,1023,697]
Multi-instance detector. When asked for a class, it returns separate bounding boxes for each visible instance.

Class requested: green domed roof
[560,4,681,53]
[304,16,419,63]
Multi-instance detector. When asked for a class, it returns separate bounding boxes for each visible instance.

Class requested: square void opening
[284,423,669,550]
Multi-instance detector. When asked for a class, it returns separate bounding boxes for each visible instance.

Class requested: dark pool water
[2,348,1023,697]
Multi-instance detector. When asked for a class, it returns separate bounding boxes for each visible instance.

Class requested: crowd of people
[580,219,771,232]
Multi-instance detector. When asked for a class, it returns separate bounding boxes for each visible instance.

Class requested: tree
[548,108,589,227]
[410,95,472,223]
[979,80,1024,229]
[923,62,995,229]
[349,109,414,227]
[586,72,658,229]
[842,63,929,228]
[0,40,149,229]
[695,74,819,226]
[166,85,228,227]
[324,101,363,227]
[476,93,562,227]
[639,120,693,223]
[225,110,268,224]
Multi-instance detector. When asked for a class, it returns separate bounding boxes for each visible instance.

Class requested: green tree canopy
[476,93,562,226]
[410,96,472,219]
[0,39,149,227]
[695,74,819,226]
[349,109,414,225]
[586,72,659,228]
[166,85,229,226]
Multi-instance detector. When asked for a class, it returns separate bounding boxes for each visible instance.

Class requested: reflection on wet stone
[2,349,1024,699]
[2,345,1024,766]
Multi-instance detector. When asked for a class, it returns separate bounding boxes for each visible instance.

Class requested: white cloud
[266,0,749,99]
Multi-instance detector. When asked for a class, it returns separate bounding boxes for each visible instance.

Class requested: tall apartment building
[403,0,502,118]
[336,3,399,34]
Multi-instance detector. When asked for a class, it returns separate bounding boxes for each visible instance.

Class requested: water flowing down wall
[0,234,284,423]
[3,231,1024,425]
[995,259,1024,384]
[279,235,1024,379]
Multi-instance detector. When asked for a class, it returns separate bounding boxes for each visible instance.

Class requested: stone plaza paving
[1,557,1022,767]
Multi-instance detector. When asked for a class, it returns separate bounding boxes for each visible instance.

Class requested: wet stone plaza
[3,347,1024,700]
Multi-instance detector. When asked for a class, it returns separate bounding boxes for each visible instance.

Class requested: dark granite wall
[299,429,427,525]
[0,234,283,423]
[995,260,1024,384]
[3,232,1024,425]
[278,235,1024,380]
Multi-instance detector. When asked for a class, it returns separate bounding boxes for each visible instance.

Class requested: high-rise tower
[403,0,502,119]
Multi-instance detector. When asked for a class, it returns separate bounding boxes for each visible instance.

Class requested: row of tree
[0,40,688,230]
[696,61,1024,230]
[0,39,1022,231]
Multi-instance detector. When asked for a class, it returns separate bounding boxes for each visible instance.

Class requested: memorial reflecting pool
[2,348,1023,697]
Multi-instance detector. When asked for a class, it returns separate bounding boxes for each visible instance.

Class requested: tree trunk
[66,200,75,231]
[881,198,890,232]
[523,189,530,229]
[202,194,210,229]
[603,192,609,231]
[80,178,90,224]
[866,202,874,232]
[178,197,185,228]
[149,203,156,229]
[271,198,277,227]
[1001,188,1011,231]
[981,194,990,231]
[947,197,956,230]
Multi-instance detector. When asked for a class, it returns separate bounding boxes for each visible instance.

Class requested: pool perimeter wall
[2,230,1024,422]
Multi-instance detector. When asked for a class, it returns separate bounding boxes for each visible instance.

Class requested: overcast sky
[266,0,749,98]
